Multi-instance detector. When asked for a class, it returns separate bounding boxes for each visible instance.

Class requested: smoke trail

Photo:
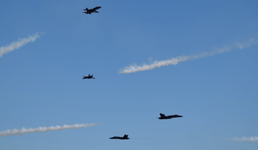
[120,39,257,74]
[0,32,41,57]
[231,136,258,143]
[0,123,98,137]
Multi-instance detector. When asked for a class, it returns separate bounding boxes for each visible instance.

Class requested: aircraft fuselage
[159,115,183,119]
[110,135,129,140]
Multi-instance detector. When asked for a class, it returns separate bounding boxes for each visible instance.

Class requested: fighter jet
[110,134,129,140]
[83,74,95,79]
[83,6,101,14]
[158,113,183,120]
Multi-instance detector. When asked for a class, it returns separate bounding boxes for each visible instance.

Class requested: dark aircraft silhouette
[83,6,101,14]
[158,113,183,120]
[110,134,129,140]
[83,74,95,79]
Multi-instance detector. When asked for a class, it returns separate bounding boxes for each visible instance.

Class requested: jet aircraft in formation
[83,6,101,14]
[109,113,183,140]
[158,113,183,120]
[81,5,184,140]
[83,74,95,79]
[110,134,129,140]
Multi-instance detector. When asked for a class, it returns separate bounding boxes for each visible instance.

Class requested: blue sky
[0,0,258,150]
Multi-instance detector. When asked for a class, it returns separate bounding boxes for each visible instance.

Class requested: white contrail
[120,39,257,74]
[0,123,98,137]
[0,32,41,57]
[231,136,258,143]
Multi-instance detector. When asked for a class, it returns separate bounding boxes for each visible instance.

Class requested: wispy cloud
[0,123,98,137]
[0,32,41,57]
[120,39,257,74]
[231,136,258,143]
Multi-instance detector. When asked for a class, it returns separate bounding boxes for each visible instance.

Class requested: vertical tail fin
[160,113,165,117]
[123,134,128,138]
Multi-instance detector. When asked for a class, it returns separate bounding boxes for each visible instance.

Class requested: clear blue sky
[0,0,258,150]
